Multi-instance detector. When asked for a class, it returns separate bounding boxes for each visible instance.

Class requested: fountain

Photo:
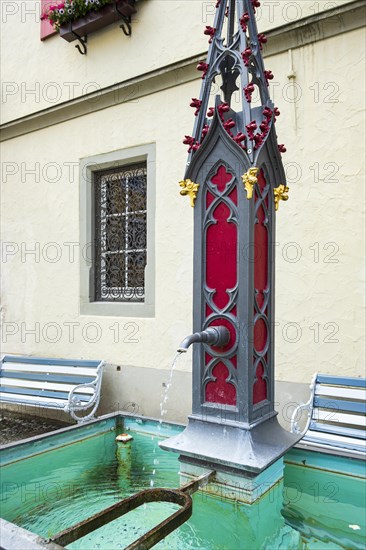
[159,0,302,502]
[3,2,363,548]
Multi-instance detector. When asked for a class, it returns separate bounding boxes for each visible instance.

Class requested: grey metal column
[161,0,300,475]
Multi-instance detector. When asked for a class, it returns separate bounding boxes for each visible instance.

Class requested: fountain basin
[0,412,364,549]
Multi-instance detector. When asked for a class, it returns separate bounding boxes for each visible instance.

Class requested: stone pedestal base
[180,457,284,504]
[159,415,302,475]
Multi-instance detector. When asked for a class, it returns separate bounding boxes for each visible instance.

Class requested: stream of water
[149,350,184,488]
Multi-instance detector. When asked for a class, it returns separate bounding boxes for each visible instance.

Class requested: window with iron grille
[93,163,147,302]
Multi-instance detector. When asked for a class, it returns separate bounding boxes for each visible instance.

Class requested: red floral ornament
[260,120,269,133]
[244,82,255,102]
[183,135,195,152]
[278,144,287,153]
[190,98,202,116]
[233,132,247,148]
[204,26,216,43]
[197,61,209,79]
[262,107,273,120]
[240,12,250,32]
[201,124,210,140]
[241,47,252,67]
[217,102,230,116]
[264,70,274,86]
[254,133,264,149]
[223,118,236,131]
[246,121,257,133]
[258,33,267,49]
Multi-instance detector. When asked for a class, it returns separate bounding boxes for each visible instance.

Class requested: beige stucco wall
[0,0,357,123]
[0,2,365,418]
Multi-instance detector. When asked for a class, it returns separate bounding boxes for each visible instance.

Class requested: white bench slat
[305,430,366,449]
[313,409,366,427]
[0,392,68,406]
[1,356,104,423]
[292,373,365,459]
[1,363,98,377]
[315,386,366,400]
[1,378,94,395]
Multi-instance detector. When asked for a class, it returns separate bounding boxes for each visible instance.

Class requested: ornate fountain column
[161,0,300,497]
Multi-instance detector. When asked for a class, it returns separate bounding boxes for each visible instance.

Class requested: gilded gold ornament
[179,179,200,207]
[241,167,259,200]
[273,184,289,211]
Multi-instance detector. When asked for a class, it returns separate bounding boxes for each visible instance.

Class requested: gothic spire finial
[182,0,286,174]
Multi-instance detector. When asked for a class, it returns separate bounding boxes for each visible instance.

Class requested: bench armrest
[65,362,104,422]
[290,373,317,434]
[68,381,98,406]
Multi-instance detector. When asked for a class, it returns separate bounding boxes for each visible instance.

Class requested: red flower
[263,107,273,120]
[207,107,215,117]
[278,144,287,153]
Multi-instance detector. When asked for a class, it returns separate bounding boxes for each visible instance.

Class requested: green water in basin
[0,420,365,549]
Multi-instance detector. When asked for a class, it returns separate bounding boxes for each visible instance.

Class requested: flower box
[59,0,136,42]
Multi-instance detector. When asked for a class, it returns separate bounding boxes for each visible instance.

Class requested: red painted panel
[205,352,213,365]
[205,305,213,317]
[254,171,268,300]
[206,190,215,209]
[228,187,237,206]
[41,0,57,40]
[253,362,267,404]
[206,201,237,309]
[211,165,232,192]
[253,317,267,353]
[253,169,268,404]
[205,362,236,405]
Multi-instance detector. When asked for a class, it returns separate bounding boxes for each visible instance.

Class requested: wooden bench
[291,373,366,459]
[0,355,104,423]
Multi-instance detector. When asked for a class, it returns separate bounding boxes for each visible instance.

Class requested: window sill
[80,300,154,318]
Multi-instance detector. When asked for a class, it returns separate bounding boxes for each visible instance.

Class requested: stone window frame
[79,143,155,317]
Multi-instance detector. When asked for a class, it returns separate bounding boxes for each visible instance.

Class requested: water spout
[178,326,230,353]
